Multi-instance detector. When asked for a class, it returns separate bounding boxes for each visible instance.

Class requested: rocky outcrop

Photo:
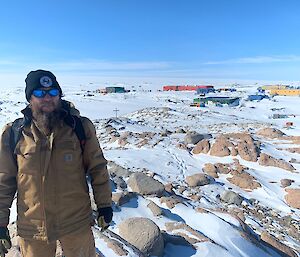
[118,218,164,257]
[112,192,136,206]
[202,163,218,178]
[185,173,214,187]
[165,222,212,245]
[260,231,298,257]
[220,190,243,206]
[160,196,183,209]
[284,188,300,209]
[280,179,294,188]
[108,162,132,178]
[256,128,285,139]
[237,138,259,162]
[227,171,261,191]
[128,173,165,196]
[210,136,233,157]
[192,139,210,154]
[147,200,163,216]
[215,163,232,174]
[184,132,205,145]
[258,153,296,172]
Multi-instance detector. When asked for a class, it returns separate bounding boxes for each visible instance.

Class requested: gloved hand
[0,227,11,257]
[97,207,113,231]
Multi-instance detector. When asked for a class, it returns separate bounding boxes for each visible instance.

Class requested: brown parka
[0,104,112,242]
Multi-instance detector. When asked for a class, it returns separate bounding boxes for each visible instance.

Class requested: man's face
[30,88,61,113]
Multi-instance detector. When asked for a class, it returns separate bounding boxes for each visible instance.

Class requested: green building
[106,86,126,93]
[194,96,240,106]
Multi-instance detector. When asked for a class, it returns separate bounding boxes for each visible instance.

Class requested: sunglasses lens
[32,88,60,98]
[48,89,60,97]
[32,89,45,98]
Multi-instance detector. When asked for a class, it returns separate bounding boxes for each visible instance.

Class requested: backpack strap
[9,117,28,160]
[63,114,86,152]
[72,116,86,152]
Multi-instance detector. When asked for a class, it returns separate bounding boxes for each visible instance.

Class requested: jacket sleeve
[0,124,18,225]
[82,117,112,208]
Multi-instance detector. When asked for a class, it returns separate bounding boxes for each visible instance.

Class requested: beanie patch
[40,76,53,87]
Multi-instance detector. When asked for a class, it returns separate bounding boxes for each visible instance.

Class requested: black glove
[97,207,113,231]
[0,227,11,257]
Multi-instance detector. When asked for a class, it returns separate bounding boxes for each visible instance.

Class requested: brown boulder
[210,136,234,157]
[160,196,182,209]
[215,163,232,174]
[256,128,285,139]
[202,163,219,178]
[260,231,297,257]
[192,139,210,154]
[284,188,300,209]
[185,173,214,187]
[237,139,259,162]
[227,172,261,191]
[258,153,296,171]
[280,179,294,188]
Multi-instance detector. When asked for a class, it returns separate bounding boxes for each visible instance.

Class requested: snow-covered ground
[1,83,299,256]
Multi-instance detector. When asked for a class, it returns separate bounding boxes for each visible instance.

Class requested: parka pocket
[56,140,81,168]
[16,144,40,175]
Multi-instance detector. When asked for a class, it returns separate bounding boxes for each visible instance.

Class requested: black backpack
[9,112,86,158]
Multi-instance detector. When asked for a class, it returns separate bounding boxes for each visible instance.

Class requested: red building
[163,85,214,91]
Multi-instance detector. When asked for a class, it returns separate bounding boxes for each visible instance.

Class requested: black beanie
[25,69,62,101]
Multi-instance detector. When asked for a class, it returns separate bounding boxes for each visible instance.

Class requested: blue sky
[1,0,300,85]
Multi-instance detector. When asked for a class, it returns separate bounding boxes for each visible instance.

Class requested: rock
[162,232,194,248]
[192,139,210,154]
[108,162,132,178]
[160,129,172,137]
[280,179,294,188]
[164,183,174,194]
[118,137,128,146]
[175,128,186,133]
[112,176,127,189]
[136,139,149,148]
[260,231,297,257]
[258,153,296,171]
[118,218,164,257]
[215,163,232,174]
[220,190,243,206]
[256,128,285,139]
[184,132,204,145]
[284,147,300,154]
[237,139,259,162]
[202,163,218,178]
[232,159,247,173]
[147,200,163,216]
[227,172,261,191]
[112,192,136,206]
[210,136,233,157]
[128,173,165,196]
[160,196,182,209]
[165,222,211,245]
[102,237,128,256]
[284,188,300,209]
[176,143,188,150]
[185,173,214,187]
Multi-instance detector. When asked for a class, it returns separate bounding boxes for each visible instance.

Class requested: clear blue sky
[1,0,300,84]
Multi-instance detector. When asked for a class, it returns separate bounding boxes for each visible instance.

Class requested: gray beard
[32,105,62,136]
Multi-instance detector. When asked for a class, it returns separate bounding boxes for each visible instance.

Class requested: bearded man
[0,70,112,257]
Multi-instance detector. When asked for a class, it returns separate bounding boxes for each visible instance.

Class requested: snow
[1,83,300,256]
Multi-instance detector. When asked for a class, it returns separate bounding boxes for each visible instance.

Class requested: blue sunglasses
[32,88,60,98]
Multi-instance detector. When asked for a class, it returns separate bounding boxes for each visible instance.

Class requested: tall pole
[113,108,119,119]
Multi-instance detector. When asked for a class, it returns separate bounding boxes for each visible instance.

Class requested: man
[0,70,113,257]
